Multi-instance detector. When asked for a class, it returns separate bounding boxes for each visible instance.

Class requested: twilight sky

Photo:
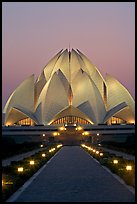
[2,2,135,110]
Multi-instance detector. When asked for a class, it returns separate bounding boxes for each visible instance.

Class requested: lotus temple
[3,48,135,127]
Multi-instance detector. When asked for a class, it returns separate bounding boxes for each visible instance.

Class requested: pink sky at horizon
[2,2,135,110]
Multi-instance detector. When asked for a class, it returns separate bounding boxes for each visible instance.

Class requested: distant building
[3,48,135,126]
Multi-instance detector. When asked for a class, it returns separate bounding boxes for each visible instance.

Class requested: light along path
[99,147,135,161]
[7,146,135,202]
[2,148,45,167]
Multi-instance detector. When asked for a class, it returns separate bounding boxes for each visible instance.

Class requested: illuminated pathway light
[59,127,66,131]
[49,148,56,152]
[57,144,63,148]
[81,144,86,147]
[126,165,132,171]
[87,147,90,150]
[30,160,35,165]
[113,160,118,164]
[82,132,89,136]
[76,126,83,131]
[53,132,60,136]
[18,167,23,172]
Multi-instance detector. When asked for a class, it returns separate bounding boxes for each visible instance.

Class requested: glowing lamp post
[113,160,118,164]
[30,160,35,165]
[42,153,46,157]
[57,144,62,148]
[53,132,60,136]
[85,131,89,136]
[88,147,92,150]
[126,165,132,171]
[100,153,103,156]
[81,144,85,147]
[18,167,23,172]
[82,132,89,136]
[59,127,66,131]
[76,126,82,131]
[49,148,56,152]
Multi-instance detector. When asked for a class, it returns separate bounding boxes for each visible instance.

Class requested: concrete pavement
[7,146,135,202]
[2,148,45,167]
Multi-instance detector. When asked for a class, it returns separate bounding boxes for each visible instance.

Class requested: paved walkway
[2,148,45,167]
[7,146,135,202]
[100,147,135,161]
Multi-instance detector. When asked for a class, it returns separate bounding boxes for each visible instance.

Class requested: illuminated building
[3,48,135,126]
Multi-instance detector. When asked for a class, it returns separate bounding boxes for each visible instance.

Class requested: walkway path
[7,146,135,202]
[100,147,135,161]
[2,148,45,167]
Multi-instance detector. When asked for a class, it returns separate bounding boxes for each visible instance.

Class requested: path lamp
[126,165,132,171]
[30,160,35,165]
[49,148,56,152]
[42,153,46,157]
[82,131,89,136]
[53,132,60,136]
[76,126,83,131]
[59,126,66,131]
[113,160,118,164]
[81,144,86,147]
[17,167,24,172]
[88,147,92,151]
[100,153,103,156]
[40,144,43,147]
[57,144,62,148]
[96,151,99,154]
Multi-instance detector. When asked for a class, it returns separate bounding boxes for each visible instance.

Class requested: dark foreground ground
[7,146,135,202]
